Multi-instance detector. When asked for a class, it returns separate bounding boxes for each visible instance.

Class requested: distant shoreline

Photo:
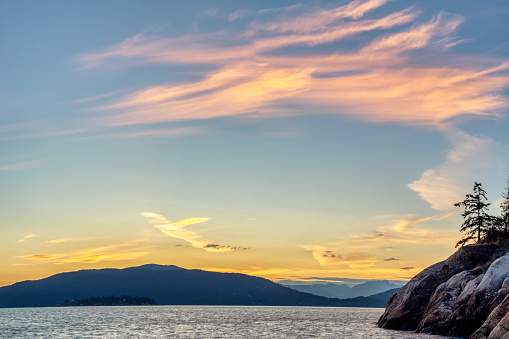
[57,295,157,307]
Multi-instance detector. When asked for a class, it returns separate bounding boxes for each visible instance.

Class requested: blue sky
[1,0,508,286]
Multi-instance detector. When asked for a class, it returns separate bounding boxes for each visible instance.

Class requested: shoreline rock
[378,241,509,338]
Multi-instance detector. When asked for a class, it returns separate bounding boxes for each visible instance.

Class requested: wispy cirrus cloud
[228,10,246,22]
[77,0,509,128]
[105,127,202,139]
[252,8,417,50]
[0,125,86,141]
[19,254,60,260]
[352,212,458,243]
[304,211,457,268]
[361,12,463,54]
[69,90,121,104]
[17,243,149,264]
[17,233,37,243]
[46,238,73,244]
[1,161,43,171]
[141,212,246,252]
[249,0,391,34]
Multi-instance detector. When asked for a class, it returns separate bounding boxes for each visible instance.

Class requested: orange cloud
[46,238,73,244]
[101,64,313,125]
[303,211,459,268]
[351,212,458,244]
[77,1,509,129]
[17,243,149,264]
[69,253,109,263]
[19,254,59,260]
[67,244,149,263]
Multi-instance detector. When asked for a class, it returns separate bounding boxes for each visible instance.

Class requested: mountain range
[282,280,403,299]
[0,264,400,308]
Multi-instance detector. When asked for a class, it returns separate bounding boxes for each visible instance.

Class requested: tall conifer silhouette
[455,182,494,247]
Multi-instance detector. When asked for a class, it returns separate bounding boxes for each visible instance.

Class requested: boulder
[378,243,498,331]
[487,312,509,339]
[471,292,509,339]
[476,255,509,293]
[417,269,482,335]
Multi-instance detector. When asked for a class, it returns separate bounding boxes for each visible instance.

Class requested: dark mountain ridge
[0,264,397,308]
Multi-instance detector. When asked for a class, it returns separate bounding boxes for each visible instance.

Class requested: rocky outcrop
[470,293,509,338]
[378,241,509,338]
[488,312,509,339]
[378,243,498,330]
[417,269,483,335]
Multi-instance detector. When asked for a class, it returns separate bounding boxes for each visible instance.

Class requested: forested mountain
[0,264,397,308]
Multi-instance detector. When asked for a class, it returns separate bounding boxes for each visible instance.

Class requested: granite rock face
[378,242,509,338]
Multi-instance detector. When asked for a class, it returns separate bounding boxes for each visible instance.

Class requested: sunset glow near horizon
[1,0,509,287]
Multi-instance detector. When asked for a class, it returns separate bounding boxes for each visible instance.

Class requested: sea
[0,306,459,338]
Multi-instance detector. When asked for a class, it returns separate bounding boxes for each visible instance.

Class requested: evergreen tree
[501,174,509,235]
[455,182,494,247]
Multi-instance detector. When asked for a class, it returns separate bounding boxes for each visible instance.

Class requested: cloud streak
[46,238,73,244]
[352,212,458,243]
[141,212,245,252]
[19,254,60,260]
[250,0,391,35]
[1,161,42,171]
[304,211,458,268]
[17,243,149,264]
[17,234,36,243]
[78,1,509,128]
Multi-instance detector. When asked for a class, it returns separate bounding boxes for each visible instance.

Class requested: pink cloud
[250,0,391,34]
[77,1,509,128]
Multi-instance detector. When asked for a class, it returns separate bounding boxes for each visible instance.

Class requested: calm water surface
[0,306,458,338]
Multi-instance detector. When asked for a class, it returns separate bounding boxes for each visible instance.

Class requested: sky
[1,0,509,287]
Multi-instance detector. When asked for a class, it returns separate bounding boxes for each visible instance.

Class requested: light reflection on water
[0,306,458,338]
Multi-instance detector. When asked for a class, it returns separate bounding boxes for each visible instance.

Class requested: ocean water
[0,306,458,338]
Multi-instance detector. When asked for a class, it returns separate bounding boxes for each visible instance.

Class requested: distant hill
[350,280,401,297]
[283,283,352,298]
[0,265,401,308]
[365,288,401,303]
[282,280,402,299]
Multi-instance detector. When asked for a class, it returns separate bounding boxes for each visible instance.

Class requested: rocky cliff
[378,241,509,338]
